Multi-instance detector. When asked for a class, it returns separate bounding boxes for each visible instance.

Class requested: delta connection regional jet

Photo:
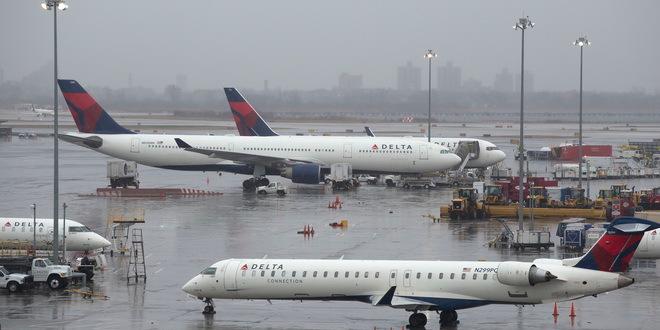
[57,80,461,190]
[223,87,506,169]
[182,217,655,327]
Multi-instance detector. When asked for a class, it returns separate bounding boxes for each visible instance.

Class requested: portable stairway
[127,228,146,282]
[454,141,480,171]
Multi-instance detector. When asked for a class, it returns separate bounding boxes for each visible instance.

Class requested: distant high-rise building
[338,73,363,90]
[437,62,461,92]
[397,61,421,91]
[175,73,188,91]
[515,70,535,93]
[493,68,513,93]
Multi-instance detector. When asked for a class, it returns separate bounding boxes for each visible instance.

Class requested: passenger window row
[241,147,336,152]
[247,270,380,279]
[358,150,412,154]
[409,272,489,281]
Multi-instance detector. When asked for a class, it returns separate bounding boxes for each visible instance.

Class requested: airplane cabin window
[483,274,488,280]
[345,271,349,278]
[323,271,328,278]
[427,273,432,279]
[461,273,466,280]
[271,271,275,277]
[390,273,395,279]
[355,272,359,278]
[375,272,379,278]
[364,272,369,278]
[200,267,216,275]
[292,271,296,277]
[450,273,455,279]
[405,273,410,279]
[416,272,421,279]
[281,271,286,277]
[334,271,339,278]
[313,271,318,277]
[252,270,256,277]
[261,271,265,277]
[439,273,444,279]
[302,271,307,277]
[473,274,478,280]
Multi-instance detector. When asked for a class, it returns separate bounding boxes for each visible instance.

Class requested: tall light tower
[424,50,437,142]
[41,0,68,262]
[513,16,534,230]
[573,36,590,193]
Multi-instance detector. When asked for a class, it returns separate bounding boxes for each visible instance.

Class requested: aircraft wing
[174,138,324,167]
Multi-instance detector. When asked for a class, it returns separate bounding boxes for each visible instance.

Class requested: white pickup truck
[257,182,287,196]
[0,266,32,293]
[0,257,73,290]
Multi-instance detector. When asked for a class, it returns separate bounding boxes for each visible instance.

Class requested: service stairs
[127,228,146,282]
[454,141,480,171]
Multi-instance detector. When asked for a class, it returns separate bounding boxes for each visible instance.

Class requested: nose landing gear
[202,298,216,315]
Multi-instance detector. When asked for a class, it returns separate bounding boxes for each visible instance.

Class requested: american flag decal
[462,267,472,272]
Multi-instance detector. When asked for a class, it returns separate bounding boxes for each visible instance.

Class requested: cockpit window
[200,267,216,275]
[486,146,499,151]
[68,226,91,232]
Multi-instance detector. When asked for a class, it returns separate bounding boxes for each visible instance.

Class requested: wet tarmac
[1,121,659,329]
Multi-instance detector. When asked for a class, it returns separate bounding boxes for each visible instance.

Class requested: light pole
[31,204,37,254]
[513,16,534,231]
[573,36,590,191]
[62,202,67,258]
[424,50,437,142]
[41,0,68,262]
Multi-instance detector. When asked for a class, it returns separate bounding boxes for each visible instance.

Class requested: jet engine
[497,261,557,286]
[282,164,323,184]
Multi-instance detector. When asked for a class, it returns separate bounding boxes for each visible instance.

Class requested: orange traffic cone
[552,302,559,317]
[569,302,576,318]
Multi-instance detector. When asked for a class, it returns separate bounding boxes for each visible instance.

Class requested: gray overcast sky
[2,0,659,92]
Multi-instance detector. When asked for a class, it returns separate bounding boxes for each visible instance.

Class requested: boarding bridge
[454,141,480,171]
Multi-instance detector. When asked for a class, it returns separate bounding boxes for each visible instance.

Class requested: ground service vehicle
[0,266,32,293]
[257,182,287,196]
[449,188,485,220]
[0,257,72,289]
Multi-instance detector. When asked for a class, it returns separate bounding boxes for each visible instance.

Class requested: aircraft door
[224,260,240,291]
[130,138,140,153]
[419,145,428,160]
[228,143,234,152]
[403,269,412,287]
[389,270,397,286]
[343,143,352,158]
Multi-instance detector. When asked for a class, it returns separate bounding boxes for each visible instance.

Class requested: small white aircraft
[31,104,55,117]
[224,88,506,169]
[57,79,461,190]
[0,217,110,251]
[183,217,656,327]
[633,229,659,259]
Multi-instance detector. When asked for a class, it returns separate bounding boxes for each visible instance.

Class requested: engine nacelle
[497,261,556,286]
[282,164,322,184]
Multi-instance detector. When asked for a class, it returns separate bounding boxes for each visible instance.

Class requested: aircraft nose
[617,275,634,289]
[446,153,462,168]
[98,236,111,248]
[495,150,506,162]
[182,275,201,295]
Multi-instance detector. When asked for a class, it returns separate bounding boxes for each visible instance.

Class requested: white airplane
[182,217,656,327]
[224,88,506,169]
[57,79,462,190]
[31,104,55,117]
[0,217,111,251]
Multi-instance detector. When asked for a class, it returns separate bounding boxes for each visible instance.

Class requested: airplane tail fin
[569,217,660,272]
[223,87,278,136]
[57,79,134,134]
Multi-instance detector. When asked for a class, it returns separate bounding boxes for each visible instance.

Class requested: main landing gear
[408,312,427,327]
[242,177,269,191]
[439,310,459,327]
[202,298,216,315]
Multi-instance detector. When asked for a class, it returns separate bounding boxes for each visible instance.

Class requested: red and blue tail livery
[224,87,278,137]
[573,217,660,272]
[58,79,134,134]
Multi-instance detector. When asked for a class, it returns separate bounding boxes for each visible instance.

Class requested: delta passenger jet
[182,217,656,327]
[223,88,506,169]
[57,80,461,190]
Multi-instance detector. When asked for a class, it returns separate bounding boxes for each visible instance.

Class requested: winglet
[373,286,397,306]
[174,138,192,149]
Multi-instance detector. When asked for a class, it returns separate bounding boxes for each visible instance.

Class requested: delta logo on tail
[57,79,134,135]
[223,88,278,137]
